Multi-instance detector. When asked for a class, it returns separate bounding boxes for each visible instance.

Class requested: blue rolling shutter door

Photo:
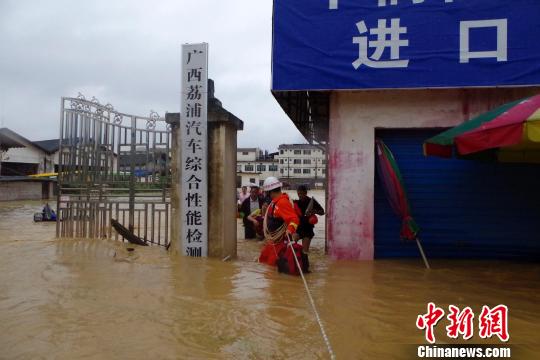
[374,129,540,259]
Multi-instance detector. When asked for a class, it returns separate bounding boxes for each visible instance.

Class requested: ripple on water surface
[1,200,539,359]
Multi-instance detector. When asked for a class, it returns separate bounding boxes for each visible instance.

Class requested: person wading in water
[293,185,325,253]
[259,177,309,275]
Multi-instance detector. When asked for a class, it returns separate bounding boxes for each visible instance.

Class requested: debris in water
[110,219,148,246]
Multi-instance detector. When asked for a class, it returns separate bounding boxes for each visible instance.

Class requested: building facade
[236,145,327,189]
[271,1,540,260]
[0,128,58,176]
[236,148,279,187]
[275,144,326,188]
[0,128,59,200]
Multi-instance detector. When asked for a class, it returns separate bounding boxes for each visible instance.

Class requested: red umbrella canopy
[375,139,419,241]
[424,94,540,162]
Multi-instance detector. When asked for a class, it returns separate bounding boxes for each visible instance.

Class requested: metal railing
[56,94,172,247]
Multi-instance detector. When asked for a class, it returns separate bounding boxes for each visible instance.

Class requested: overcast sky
[0,0,305,151]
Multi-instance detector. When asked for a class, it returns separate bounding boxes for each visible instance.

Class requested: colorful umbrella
[424,94,540,162]
[375,139,430,269]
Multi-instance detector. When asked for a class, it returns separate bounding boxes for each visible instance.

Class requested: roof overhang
[271,91,330,145]
[0,129,26,151]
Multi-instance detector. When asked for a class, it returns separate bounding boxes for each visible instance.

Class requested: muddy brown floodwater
[1,197,539,359]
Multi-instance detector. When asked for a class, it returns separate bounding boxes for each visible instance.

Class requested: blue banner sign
[272,0,540,90]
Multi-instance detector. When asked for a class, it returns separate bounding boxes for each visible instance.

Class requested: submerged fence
[56,94,172,247]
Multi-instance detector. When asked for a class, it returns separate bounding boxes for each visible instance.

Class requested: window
[256,164,266,172]
[293,159,302,164]
[259,180,264,186]
[280,159,284,164]
[250,178,256,184]
[303,159,311,164]
[322,159,326,164]
[322,169,326,174]
[280,169,284,174]
[294,150,301,155]
[280,150,284,154]
[269,165,278,171]
[303,169,311,174]
[303,150,311,155]
[244,165,254,171]
[242,151,249,155]
[237,165,241,172]
[294,169,301,174]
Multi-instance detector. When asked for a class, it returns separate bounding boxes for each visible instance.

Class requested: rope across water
[286,234,336,359]
[262,202,336,358]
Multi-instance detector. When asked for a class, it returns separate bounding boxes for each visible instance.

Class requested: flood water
[1,196,539,359]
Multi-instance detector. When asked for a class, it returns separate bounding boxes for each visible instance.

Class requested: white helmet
[263,176,282,191]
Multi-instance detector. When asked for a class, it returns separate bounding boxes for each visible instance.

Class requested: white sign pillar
[180,43,209,257]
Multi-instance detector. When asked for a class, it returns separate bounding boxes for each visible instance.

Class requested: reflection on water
[1,200,539,359]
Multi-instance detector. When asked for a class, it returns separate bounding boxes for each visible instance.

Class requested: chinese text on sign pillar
[181,43,208,257]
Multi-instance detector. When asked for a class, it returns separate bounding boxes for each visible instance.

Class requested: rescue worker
[258,176,300,267]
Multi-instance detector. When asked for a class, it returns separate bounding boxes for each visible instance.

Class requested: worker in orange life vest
[258,177,300,266]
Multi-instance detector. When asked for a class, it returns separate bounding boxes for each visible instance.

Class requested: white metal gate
[56,94,172,247]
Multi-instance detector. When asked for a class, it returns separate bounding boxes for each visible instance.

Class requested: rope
[262,201,335,357]
[286,234,336,360]
[263,203,286,243]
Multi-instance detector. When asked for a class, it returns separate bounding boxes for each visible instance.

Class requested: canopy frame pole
[416,238,431,269]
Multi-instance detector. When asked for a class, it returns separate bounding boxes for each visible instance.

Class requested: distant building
[236,148,279,187]
[275,144,326,189]
[0,128,60,200]
[236,144,326,189]
[0,128,59,176]
[118,146,167,178]
[0,127,120,177]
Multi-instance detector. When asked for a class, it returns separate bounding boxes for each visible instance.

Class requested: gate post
[207,92,243,259]
[167,80,243,258]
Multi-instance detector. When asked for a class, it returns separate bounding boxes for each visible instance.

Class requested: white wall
[4,147,42,164]
[237,149,258,162]
[237,159,279,187]
[259,165,280,181]
[238,173,260,187]
[276,146,326,179]
[3,147,55,173]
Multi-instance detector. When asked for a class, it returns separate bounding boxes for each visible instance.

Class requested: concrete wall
[0,181,44,201]
[327,87,540,260]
